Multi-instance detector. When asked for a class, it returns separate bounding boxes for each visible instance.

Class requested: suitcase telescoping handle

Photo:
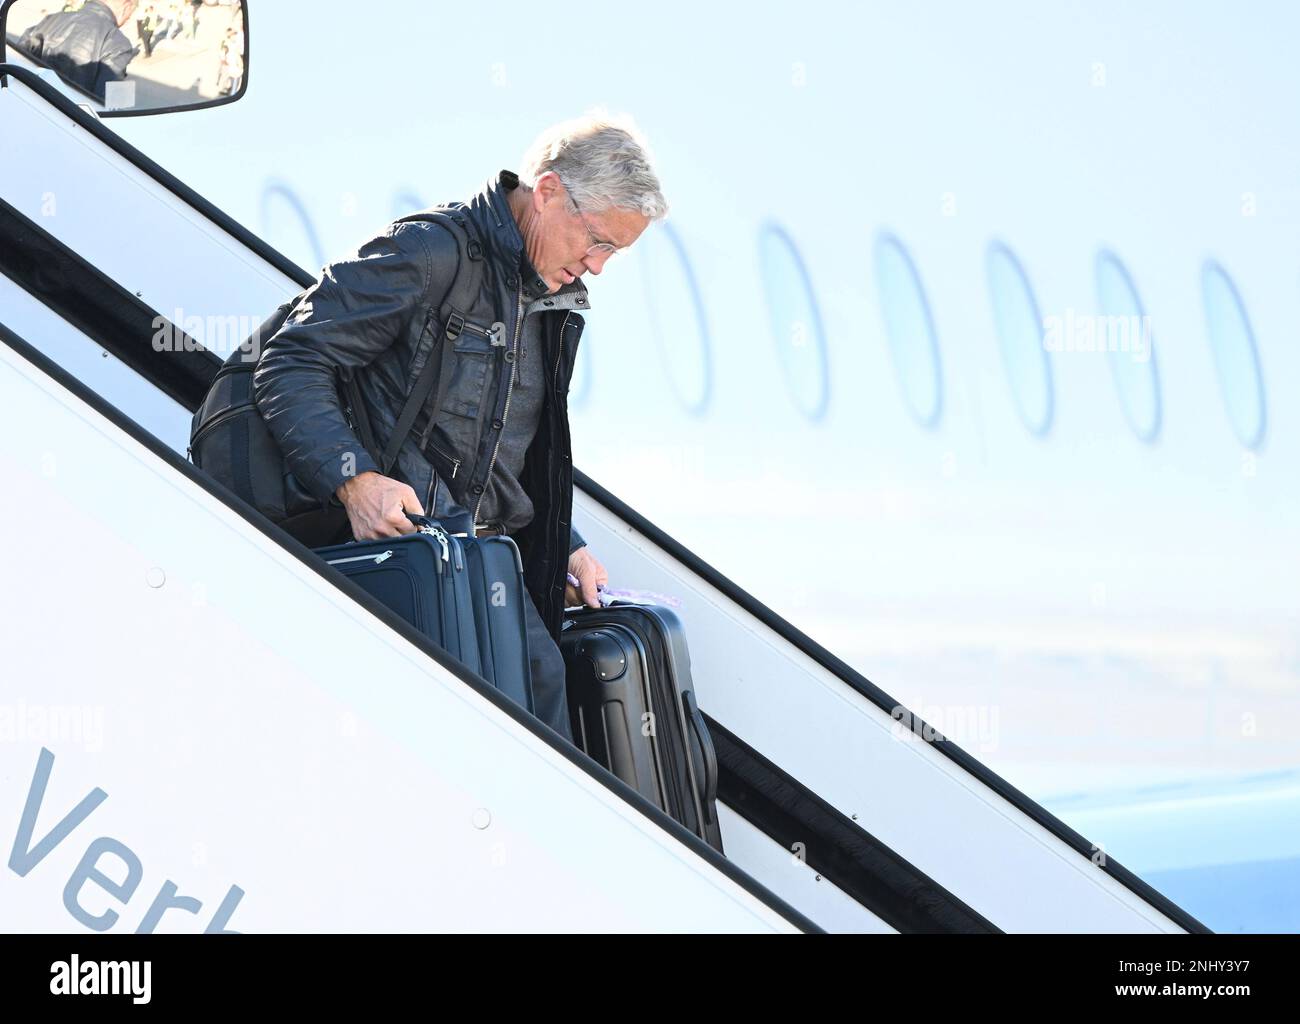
[681,689,718,825]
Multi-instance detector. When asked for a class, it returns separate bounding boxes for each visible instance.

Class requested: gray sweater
[474,285,590,552]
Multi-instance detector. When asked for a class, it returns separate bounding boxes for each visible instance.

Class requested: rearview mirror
[1,0,248,115]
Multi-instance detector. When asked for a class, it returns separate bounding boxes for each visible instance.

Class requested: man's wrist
[335,470,379,505]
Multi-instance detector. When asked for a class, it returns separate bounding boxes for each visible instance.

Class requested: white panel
[0,274,190,452]
[716,805,894,934]
[0,337,804,934]
[0,77,299,351]
[572,495,1188,933]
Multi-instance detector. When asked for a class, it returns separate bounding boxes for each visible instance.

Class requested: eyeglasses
[566,187,623,259]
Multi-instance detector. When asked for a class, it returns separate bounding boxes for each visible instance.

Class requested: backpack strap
[340,367,383,470]
[375,208,483,475]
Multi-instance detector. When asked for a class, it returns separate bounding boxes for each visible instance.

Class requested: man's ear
[533,171,564,210]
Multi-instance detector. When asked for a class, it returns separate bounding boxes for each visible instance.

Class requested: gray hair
[519,110,668,222]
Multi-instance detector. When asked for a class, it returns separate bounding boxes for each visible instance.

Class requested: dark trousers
[522,589,574,744]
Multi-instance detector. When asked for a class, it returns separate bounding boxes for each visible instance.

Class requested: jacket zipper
[552,314,570,556]
[550,316,568,555]
[472,285,525,527]
[460,320,506,344]
[425,439,461,478]
[547,312,577,629]
[553,312,571,396]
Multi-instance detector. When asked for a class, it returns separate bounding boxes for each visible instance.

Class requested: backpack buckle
[445,312,466,340]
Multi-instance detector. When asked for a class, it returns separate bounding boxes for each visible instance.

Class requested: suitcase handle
[405,513,442,531]
[681,689,718,825]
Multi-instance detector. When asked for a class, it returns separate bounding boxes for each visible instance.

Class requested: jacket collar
[469,169,591,310]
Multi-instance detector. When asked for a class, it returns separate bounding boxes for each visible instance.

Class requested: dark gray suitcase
[560,602,723,853]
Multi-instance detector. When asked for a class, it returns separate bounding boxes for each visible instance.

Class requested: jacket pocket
[410,314,503,495]
[443,320,502,420]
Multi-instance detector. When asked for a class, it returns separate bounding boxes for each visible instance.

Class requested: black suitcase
[314,515,482,677]
[462,534,534,714]
[561,602,723,853]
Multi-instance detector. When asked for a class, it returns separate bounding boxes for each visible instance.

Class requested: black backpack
[188,210,483,546]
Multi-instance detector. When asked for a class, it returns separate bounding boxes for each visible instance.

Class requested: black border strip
[0,318,822,936]
[578,469,1211,934]
[709,714,1000,933]
[0,0,251,118]
[0,196,220,409]
[0,65,1209,933]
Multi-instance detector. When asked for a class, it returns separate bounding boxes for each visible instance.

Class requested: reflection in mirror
[4,0,247,113]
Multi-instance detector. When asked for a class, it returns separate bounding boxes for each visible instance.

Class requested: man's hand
[336,471,423,540]
[565,545,608,608]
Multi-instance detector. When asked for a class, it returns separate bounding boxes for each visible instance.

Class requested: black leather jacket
[253,170,589,641]
[18,0,136,102]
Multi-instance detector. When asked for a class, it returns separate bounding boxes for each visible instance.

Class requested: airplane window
[758,222,830,422]
[1202,261,1266,449]
[638,222,712,416]
[1095,250,1160,442]
[986,241,1053,436]
[259,181,325,271]
[873,233,942,429]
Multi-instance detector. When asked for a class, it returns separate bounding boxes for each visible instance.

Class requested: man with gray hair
[253,113,667,743]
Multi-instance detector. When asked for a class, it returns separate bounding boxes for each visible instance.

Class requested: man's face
[522,171,650,294]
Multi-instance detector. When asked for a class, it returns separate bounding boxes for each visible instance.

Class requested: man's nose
[581,251,612,275]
